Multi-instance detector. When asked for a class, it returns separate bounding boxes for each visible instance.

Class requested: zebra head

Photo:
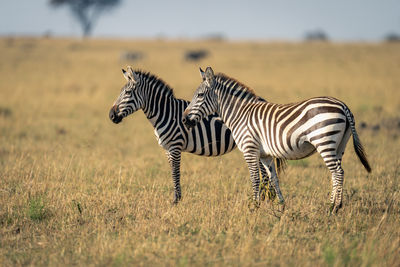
[183,67,218,129]
[109,66,144,124]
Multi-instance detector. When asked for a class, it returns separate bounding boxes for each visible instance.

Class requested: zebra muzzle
[182,114,197,128]
[109,106,123,124]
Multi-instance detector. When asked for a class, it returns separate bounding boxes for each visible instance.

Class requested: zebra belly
[183,117,236,156]
[289,141,316,159]
[259,139,316,160]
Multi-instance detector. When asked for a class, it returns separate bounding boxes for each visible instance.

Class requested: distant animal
[120,51,143,62]
[109,66,274,203]
[305,30,329,42]
[183,67,371,213]
[184,50,209,62]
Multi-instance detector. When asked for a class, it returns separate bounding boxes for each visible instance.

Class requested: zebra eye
[198,92,205,97]
[125,83,135,93]
[125,89,133,95]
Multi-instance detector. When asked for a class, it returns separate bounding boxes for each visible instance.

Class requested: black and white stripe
[109,67,273,203]
[183,67,371,212]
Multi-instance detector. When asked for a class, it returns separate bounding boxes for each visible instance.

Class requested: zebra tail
[275,158,287,175]
[344,106,372,173]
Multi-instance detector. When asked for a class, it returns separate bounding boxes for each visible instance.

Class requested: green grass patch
[323,245,336,267]
[27,195,49,221]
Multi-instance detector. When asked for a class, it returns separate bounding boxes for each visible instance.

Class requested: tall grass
[0,37,399,266]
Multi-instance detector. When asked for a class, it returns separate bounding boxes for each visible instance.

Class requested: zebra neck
[216,86,259,129]
[142,91,179,129]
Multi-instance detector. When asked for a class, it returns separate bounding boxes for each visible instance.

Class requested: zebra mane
[134,70,175,98]
[215,73,260,101]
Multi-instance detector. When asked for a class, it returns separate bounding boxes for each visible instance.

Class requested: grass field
[0,37,399,266]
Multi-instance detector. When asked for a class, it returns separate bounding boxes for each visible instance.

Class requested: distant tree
[49,0,121,37]
[304,30,329,42]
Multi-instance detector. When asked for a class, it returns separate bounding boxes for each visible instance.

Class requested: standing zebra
[183,67,371,212]
[109,66,274,203]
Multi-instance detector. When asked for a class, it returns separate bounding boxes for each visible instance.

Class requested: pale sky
[1,0,399,41]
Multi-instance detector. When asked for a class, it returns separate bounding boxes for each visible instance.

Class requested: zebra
[109,66,274,203]
[182,67,371,213]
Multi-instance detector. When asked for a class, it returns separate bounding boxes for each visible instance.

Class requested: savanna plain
[0,37,399,266]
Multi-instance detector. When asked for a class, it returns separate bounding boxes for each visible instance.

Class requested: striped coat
[109,67,273,203]
[183,67,371,212]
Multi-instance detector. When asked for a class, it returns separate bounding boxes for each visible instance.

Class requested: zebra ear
[204,67,215,87]
[122,69,132,81]
[199,67,206,80]
[126,66,139,83]
[127,66,134,74]
[131,71,140,83]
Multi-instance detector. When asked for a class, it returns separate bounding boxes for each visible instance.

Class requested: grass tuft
[27,195,48,221]
[323,245,336,267]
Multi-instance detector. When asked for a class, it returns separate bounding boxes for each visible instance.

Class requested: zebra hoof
[248,199,260,212]
[172,195,181,205]
[328,203,342,215]
[278,200,285,212]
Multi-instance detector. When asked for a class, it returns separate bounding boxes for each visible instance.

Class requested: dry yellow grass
[0,37,399,266]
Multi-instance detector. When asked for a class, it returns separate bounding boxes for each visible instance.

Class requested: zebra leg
[166,148,182,204]
[317,129,350,214]
[259,162,276,201]
[329,130,350,213]
[317,147,345,213]
[244,152,261,205]
[259,162,268,201]
[260,157,285,205]
[329,159,345,214]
